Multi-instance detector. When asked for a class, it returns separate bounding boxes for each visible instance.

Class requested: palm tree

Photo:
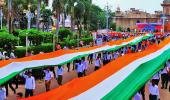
[65,0,77,31]
[74,0,85,37]
[52,0,64,30]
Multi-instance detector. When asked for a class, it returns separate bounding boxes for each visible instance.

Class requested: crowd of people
[0,33,170,100]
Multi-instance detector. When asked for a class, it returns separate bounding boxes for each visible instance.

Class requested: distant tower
[161,0,170,15]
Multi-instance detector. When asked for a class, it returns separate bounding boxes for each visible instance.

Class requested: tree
[41,4,52,32]
[110,21,116,31]
[65,0,77,31]
[74,0,85,37]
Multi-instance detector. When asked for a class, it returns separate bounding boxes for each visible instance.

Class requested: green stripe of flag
[102,47,170,100]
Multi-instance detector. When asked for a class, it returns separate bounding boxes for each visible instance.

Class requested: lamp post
[0,0,4,30]
[25,4,34,55]
[0,6,3,30]
[161,14,166,33]
[106,2,110,34]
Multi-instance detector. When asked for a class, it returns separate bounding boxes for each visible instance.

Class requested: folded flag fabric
[0,34,152,85]
[24,37,170,100]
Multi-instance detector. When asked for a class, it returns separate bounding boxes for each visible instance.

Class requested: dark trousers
[152,79,159,86]
[45,80,51,92]
[89,58,93,64]
[83,70,87,76]
[161,74,168,88]
[103,60,107,65]
[94,66,100,71]
[5,82,16,96]
[78,72,83,78]
[149,94,157,100]
[139,85,145,100]
[67,63,70,72]
[25,89,33,98]
[57,75,63,86]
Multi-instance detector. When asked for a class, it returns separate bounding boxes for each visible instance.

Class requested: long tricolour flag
[0,34,153,85]
[24,37,170,100]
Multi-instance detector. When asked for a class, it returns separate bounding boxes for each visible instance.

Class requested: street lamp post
[106,3,110,34]
[25,4,34,55]
[0,7,3,30]
[161,14,167,33]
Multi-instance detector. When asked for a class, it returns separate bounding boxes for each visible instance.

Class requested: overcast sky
[92,0,163,13]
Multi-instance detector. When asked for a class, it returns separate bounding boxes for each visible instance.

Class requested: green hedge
[15,43,53,58]
[0,29,18,47]
[15,37,93,58]
[16,29,53,46]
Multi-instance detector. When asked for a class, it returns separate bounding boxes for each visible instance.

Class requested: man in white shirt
[56,65,63,86]
[0,50,3,60]
[94,56,101,71]
[152,72,160,85]
[82,57,88,76]
[44,68,54,91]
[22,72,35,98]
[10,50,16,59]
[0,85,6,100]
[148,79,160,100]
[106,52,112,64]
[76,60,83,78]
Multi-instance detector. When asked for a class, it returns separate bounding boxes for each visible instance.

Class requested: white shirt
[152,72,160,80]
[149,83,160,98]
[44,70,54,81]
[134,92,142,100]
[77,63,83,73]
[166,62,170,68]
[0,87,6,100]
[0,52,3,59]
[107,54,112,60]
[82,61,88,70]
[23,75,35,90]
[10,52,16,59]
[56,67,63,76]
[95,59,101,67]
[161,67,168,74]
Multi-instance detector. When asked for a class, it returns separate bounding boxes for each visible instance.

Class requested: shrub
[0,31,18,48]
[17,29,53,46]
[81,37,93,45]
[15,43,53,58]
[58,28,73,41]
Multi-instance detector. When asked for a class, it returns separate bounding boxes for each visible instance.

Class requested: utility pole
[106,2,109,34]
[0,7,3,30]
[8,0,12,33]
[161,14,166,33]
